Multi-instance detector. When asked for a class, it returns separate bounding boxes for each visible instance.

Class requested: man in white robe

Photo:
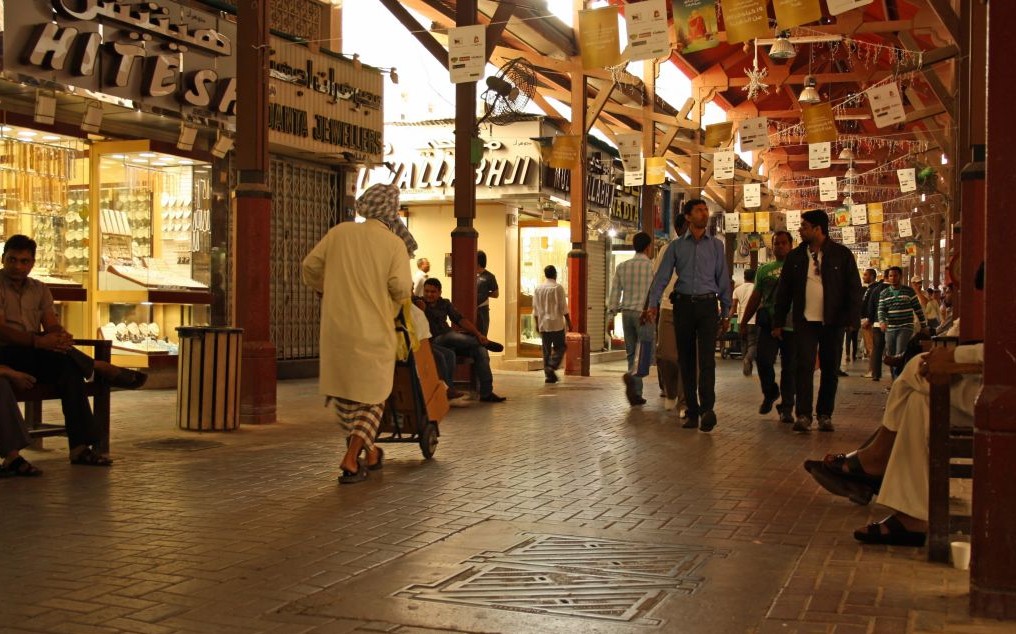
[302,184,414,483]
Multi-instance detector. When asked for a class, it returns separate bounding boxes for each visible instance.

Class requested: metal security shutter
[587,238,608,352]
[268,157,340,361]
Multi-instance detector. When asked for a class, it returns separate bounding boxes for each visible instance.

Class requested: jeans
[476,306,491,336]
[794,322,845,418]
[869,327,886,379]
[885,326,913,379]
[756,325,796,413]
[540,329,566,378]
[429,342,456,386]
[673,296,719,417]
[621,310,653,397]
[431,332,494,397]
[741,324,758,371]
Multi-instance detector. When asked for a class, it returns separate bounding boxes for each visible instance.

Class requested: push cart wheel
[420,422,439,459]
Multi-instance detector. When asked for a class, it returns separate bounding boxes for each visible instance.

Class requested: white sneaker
[664,398,677,411]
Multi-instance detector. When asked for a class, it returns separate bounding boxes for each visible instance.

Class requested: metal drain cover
[135,438,224,451]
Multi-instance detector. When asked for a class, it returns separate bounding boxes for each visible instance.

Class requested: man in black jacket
[861,269,888,380]
[772,210,862,433]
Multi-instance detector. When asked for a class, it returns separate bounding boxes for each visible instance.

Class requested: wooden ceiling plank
[585,83,617,134]
[378,0,449,67]
[923,0,961,45]
[483,2,518,62]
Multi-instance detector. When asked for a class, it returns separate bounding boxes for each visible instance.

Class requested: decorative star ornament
[743,40,769,101]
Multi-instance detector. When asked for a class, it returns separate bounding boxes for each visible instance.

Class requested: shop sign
[610,184,641,223]
[543,153,617,212]
[267,36,383,161]
[2,0,236,122]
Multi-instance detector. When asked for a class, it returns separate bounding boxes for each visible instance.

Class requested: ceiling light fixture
[798,75,821,104]
[838,146,854,161]
[768,32,797,60]
[844,166,858,179]
[842,194,855,206]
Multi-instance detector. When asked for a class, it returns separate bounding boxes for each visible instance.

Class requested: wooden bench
[926,338,981,563]
[12,339,112,454]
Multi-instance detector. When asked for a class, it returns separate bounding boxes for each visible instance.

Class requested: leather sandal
[69,447,113,467]
[367,446,385,471]
[3,456,43,477]
[854,515,927,546]
[338,458,368,484]
[804,461,877,505]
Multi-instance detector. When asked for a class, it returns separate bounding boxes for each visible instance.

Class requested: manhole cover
[135,438,225,451]
[397,534,726,625]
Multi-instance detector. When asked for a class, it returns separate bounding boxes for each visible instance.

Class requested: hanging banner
[868,202,884,223]
[704,121,734,147]
[625,0,671,61]
[549,135,581,168]
[898,218,913,237]
[725,212,740,232]
[819,176,838,202]
[737,117,770,152]
[891,253,903,267]
[448,25,486,83]
[842,226,856,245]
[743,183,762,208]
[785,209,802,231]
[897,168,917,192]
[713,151,735,180]
[755,212,770,232]
[624,168,645,186]
[850,203,868,225]
[803,103,838,143]
[645,156,667,185]
[834,207,851,227]
[868,241,881,258]
[773,0,823,30]
[809,142,831,170]
[579,7,621,69]
[616,133,643,171]
[722,0,770,44]
[739,211,756,232]
[826,0,874,16]
[904,241,919,257]
[881,241,894,257]
[672,0,720,53]
[869,223,883,242]
[867,82,907,128]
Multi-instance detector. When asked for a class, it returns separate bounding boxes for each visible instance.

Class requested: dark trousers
[476,307,491,336]
[843,328,859,361]
[869,327,885,379]
[0,346,101,449]
[540,329,566,378]
[430,342,456,386]
[756,326,796,412]
[794,322,844,418]
[673,297,719,417]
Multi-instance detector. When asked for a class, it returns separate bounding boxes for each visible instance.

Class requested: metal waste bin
[176,327,243,431]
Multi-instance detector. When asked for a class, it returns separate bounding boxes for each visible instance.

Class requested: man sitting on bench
[0,365,41,477]
[415,278,506,403]
[803,343,983,546]
[0,235,147,467]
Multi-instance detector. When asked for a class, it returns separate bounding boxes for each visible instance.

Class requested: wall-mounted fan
[477,57,536,127]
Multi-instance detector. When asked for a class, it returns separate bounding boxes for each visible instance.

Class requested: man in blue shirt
[645,199,732,432]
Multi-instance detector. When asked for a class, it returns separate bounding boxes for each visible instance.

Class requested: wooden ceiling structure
[379,0,961,244]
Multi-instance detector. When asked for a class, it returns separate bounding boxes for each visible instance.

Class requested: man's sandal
[854,515,927,546]
[3,456,43,477]
[367,446,384,471]
[70,447,113,467]
[338,458,368,484]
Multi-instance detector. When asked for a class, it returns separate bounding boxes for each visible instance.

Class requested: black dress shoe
[699,410,717,432]
[759,393,778,415]
[479,393,507,402]
[681,417,699,429]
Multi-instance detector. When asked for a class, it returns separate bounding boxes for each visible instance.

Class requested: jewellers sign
[267,36,383,163]
[1,0,237,122]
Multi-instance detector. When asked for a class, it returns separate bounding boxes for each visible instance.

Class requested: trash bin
[176,327,243,431]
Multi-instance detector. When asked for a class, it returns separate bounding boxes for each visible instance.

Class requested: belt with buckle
[675,292,717,302]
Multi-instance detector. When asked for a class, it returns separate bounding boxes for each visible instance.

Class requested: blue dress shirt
[647,231,732,317]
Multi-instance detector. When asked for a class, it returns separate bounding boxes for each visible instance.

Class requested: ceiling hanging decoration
[742,40,770,101]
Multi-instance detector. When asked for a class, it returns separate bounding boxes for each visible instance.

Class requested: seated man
[0,235,147,467]
[415,278,505,403]
[804,343,983,546]
[0,366,42,477]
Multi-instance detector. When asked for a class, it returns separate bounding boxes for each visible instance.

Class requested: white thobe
[302,219,413,404]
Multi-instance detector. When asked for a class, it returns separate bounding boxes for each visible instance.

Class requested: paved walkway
[0,357,1004,633]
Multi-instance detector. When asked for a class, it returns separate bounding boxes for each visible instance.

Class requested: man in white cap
[302,184,414,484]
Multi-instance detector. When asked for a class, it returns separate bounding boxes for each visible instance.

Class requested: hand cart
[377,325,446,458]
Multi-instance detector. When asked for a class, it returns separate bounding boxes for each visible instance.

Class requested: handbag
[631,322,656,377]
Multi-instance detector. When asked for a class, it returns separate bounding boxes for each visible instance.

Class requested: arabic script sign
[2,0,236,122]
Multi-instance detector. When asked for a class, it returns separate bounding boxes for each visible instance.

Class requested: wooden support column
[933,216,942,286]
[565,47,589,376]
[641,60,657,233]
[971,0,1016,619]
[451,0,478,323]
[234,0,276,424]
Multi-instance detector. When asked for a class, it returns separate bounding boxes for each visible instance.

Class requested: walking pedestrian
[475,250,499,336]
[732,268,757,376]
[862,269,889,380]
[532,265,571,383]
[878,266,928,379]
[608,232,655,406]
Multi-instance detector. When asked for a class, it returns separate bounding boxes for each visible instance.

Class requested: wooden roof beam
[378,0,449,67]
[923,0,961,45]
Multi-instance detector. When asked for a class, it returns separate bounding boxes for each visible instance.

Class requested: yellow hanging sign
[869,223,883,242]
[723,0,770,44]
[739,211,756,232]
[704,121,734,147]
[867,202,884,224]
[549,135,581,169]
[645,156,667,185]
[755,212,770,232]
[773,0,823,30]
[891,253,903,267]
[803,103,838,143]
[578,7,621,69]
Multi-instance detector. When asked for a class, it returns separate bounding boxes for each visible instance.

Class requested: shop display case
[91,141,213,366]
[518,223,570,357]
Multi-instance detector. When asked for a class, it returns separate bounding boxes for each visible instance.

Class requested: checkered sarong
[328,396,384,451]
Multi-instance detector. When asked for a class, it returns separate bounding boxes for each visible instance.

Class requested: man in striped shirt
[609,232,655,406]
[878,266,927,379]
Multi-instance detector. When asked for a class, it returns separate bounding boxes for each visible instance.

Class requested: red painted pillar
[234,0,276,424]
[565,60,589,376]
[971,0,1016,618]
[451,0,477,322]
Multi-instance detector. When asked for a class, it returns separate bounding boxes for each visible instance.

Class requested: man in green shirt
[742,230,796,424]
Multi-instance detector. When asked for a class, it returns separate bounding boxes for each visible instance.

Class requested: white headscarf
[354,184,418,257]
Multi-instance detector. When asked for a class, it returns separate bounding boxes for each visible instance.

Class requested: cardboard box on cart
[391,339,448,421]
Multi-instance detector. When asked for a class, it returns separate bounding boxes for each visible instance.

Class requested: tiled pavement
[0,357,1006,633]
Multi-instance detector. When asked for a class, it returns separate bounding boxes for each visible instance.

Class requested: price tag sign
[448,25,485,83]
[850,204,868,225]
[842,226,856,244]
[809,142,831,170]
[624,0,671,61]
[725,212,740,232]
[743,183,761,208]
[738,117,770,152]
[897,168,917,192]
[898,218,913,238]
[819,177,838,202]
[714,151,735,180]
[785,210,802,231]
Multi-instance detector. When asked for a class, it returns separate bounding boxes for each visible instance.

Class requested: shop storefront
[0,0,235,372]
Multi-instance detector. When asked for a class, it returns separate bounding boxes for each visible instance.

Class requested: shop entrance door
[518,222,571,358]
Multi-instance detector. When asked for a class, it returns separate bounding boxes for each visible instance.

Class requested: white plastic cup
[950,541,971,571]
